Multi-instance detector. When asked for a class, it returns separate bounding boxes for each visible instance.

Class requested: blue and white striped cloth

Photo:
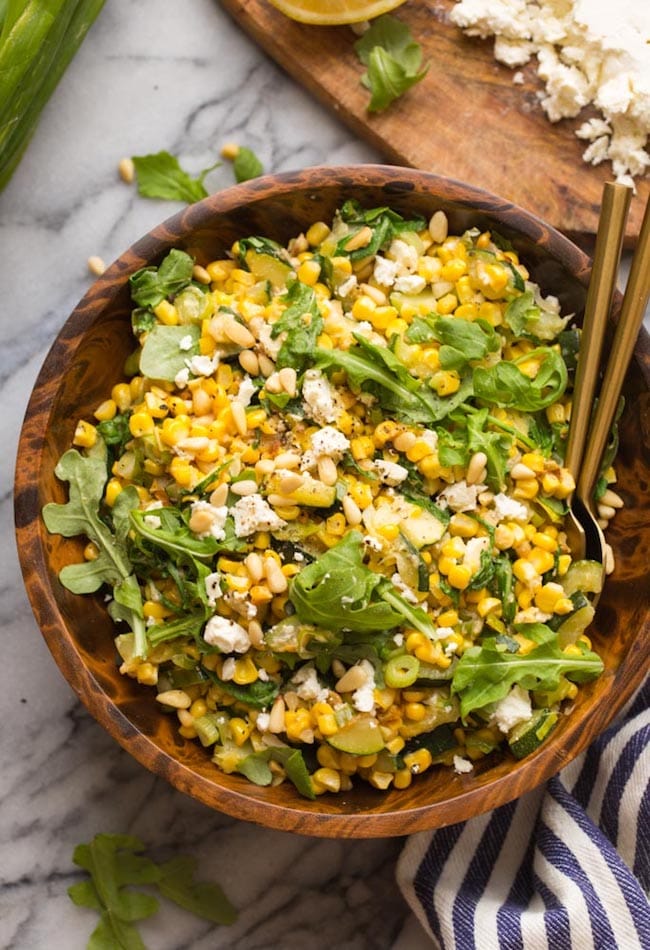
[397,680,650,949]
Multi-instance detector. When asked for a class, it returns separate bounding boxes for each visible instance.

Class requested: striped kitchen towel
[397,679,650,949]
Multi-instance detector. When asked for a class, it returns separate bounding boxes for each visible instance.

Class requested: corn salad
[46,202,617,798]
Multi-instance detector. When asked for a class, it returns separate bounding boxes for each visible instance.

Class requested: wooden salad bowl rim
[14,165,650,838]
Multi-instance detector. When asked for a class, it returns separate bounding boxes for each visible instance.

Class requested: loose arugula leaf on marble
[354,15,428,112]
[131,150,219,203]
[129,249,195,309]
[69,833,237,947]
[232,145,264,182]
[451,624,604,719]
[138,324,200,381]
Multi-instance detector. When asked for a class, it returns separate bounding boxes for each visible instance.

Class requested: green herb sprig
[354,15,428,112]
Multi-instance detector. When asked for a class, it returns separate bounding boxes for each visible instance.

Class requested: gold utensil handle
[564,182,632,480]
[578,190,650,503]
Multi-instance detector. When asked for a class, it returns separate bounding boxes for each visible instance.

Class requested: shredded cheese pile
[451,0,650,185]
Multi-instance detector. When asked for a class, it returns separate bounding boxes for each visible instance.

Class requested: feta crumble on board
[450,0,650,184]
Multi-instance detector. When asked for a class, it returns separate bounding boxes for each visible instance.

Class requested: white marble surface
[2,3,648,948]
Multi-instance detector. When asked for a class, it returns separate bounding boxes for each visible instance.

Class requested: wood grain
[220,0,649,244]
[15,167,650,838]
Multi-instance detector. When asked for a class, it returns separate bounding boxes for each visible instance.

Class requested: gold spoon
[564,181,632,564]
[575,187,650,573]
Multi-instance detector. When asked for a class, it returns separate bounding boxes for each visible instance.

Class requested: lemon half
[267,0,407,25]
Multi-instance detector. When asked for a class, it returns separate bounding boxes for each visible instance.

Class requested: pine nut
[278,471,304,494]
[265,558,288,593]
[118,157,135,183]
[278,367,297,397]
[231,479,258,496]
[258,354,275,377]
[466,451,488,485]
[342,494,363,525]
[87,255,106,276]
[177,436,209,454]
[177,708,194,727]
[265,372,283,394]
[428,210,449,244]
[267,493,301,508]
[220,141,240,160]
[209,483,229,507]
[604,543,615,575]
[255,458,276,478]
[229,457,242,478]
[223,316,256,348]
[344,225,373,251]
[335,665,368,693]
[245,552,265,583]
[192,388,212,415]
[510,462,536,480]
[393,431,417,453]
[478,490,494,506]
[274,451,301,469]
[597,503,617,520]
[238,350,259,376]
[600,488,624,509]
[318,456,338,486]
[192,264,211,285]
[268,695,286,733]
[231,401,248,435]
[189,509,215,534]
[359,283,387,305]
[156,689,191,709]
[332,658,346,679]
[597,518,609,530]
[248,619,265,649]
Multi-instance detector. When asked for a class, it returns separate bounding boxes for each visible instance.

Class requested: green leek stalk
[0,0,106,190]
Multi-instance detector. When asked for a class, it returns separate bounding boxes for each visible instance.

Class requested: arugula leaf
[130,506,243,560]
[466,408,511,491]
[473,347,567,412]
[335,200,426,261]
[139,324,200,382]
[157,856,237,924]
[354,15,428,112]
[232,146,263,183]
[504,291,569,341]
[405,315,499,370]
[272,280,323,372]
[238,747,315,799]
[451,624,604,718]
[69,833,236,946]
[206,673,279,709]
[132,150,219,203]
[289,531,437,638]
[129,249,195,309]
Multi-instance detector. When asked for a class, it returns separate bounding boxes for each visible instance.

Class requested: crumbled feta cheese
[352,659,377,713]
[337,275,358,297]
[234,374,256,407]
[453,755,474,774]
[388,239,419,272]
[438,479,485,512]
[221,657,236,680]
[450,0,650,182]
[355,320,373,335]
[256,712,271,731]
[373,255,400,286]
[301,369,341,425]
[492,685,533,734]
[464,535,491,572]
[231,494,287,537]
[190,500,229,540]
[256,322,282,360]
[174,367,190,389]
[393,274,427,294]
[143,514,162,530]
[310,425,350,461]
[204,615,251,653]
[373,458,409,486]
[204,571,223,607]
[391,572,419,603]
[291,664,329,702]
[493,492,529,522]
[223,590,257,620]
[186,353,219,377]
[179,334,194,351]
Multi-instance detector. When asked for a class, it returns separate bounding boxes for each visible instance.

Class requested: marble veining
[2,2,647,947]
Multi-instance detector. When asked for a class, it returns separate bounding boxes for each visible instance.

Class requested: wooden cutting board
[221,0,649,245]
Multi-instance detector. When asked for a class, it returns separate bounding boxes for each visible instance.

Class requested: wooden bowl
[15,165,650,838]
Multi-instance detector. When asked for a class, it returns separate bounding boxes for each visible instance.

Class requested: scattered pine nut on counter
[44,201,618,798]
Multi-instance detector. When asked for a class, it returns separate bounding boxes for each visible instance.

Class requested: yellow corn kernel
[513,477,539,500]
[206,260,233,282]
[111,383,132,412]
[393,768,413,789]
[129,411,154,438]
[407,439,435,463]
[454,302,479,321]
[104,477,123,507]
[93,398,117,422]
[312,767,341,794]
[347,479,374,510]
[404,702,427,722]
[546,403,566,424]
[386,317,409,337]
[190,699,208,719]
[521,452,546,473]
[436,292,458,314]
[477,596,502,618]
[168,456,197,488]
[230,717,253,746]
[528,547,556,575]
[297,258,321,286]
[417,255,442,281]
[553,470,576,499]
[447,564,472,590]
[418,454,441,480]
[563,644,583,658]
[72,419,97,448]
[350,435,375,460]
[449,513,479,538]
[478,301,503,326]
[232,657,258,685]
[532,531,558,553]
[557,554,571,576]
[83,541,100,561]
[554,597,574,615]
[534,582,566,613]
[512,558,539,585]
[135,662,158,686]
[306,221,330,246]
[440,258,467,282]
[326,513,347,537]
[249,584,274,605]
[317,745,341,770]
[431,371,460,396]
[142,600,170,620]
[153,300,178,325]
[442,536,466,559]
[377,523,400,542]
[284,708,312,742]
[454,275,475,303]
[352,294,377,322]
[516,585,534,610]
[403,748,433,774]
[437,609,459,627]
[317,713,339,736]
[437,555,455,577]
